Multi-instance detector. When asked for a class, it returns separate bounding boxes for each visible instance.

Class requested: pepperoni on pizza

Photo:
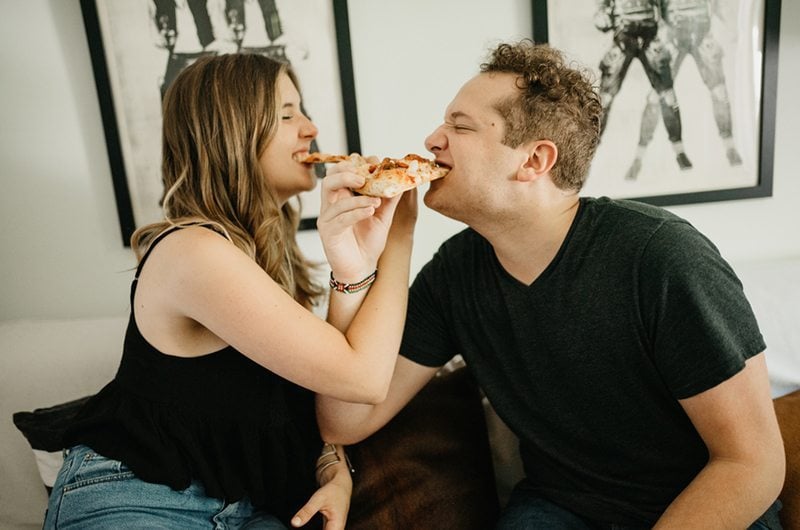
[295,152,449,198]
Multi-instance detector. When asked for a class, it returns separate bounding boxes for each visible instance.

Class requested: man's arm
[654,353,785,529]
[317,356,440,445]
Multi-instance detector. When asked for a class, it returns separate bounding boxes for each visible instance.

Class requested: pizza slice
[295,152,449,198]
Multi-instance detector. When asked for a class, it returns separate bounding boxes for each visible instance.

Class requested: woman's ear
[517,140,558,182]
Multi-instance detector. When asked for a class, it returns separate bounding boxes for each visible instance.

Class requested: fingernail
[291,516,302,526]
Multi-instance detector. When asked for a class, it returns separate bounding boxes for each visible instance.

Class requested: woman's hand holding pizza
[317,157,402,284]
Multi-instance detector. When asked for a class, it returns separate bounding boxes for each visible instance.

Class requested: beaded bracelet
[329,269,378,294]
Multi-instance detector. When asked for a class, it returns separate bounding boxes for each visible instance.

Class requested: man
[318,41,784,528]
[626,0,743,180]
[594,0,693,171]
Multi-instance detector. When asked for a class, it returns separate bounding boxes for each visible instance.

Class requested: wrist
[316,443,353,485]
[385,230,414,254]
[328,462,353,493]
[328,261,377,283]
[317,461,341,486]
[319,459,352,488]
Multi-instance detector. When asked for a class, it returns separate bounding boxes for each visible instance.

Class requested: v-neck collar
[491,198,586,289]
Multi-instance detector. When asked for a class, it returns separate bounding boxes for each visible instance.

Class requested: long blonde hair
[131,53,323,307]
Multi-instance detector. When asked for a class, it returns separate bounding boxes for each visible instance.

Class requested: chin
[423,186,447,214]
[300,172,318,192]
[424,183,468,223]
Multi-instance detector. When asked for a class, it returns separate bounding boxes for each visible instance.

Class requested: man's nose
[424,126,446,154]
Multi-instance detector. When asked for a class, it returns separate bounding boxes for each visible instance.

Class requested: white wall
[1,0,798,322]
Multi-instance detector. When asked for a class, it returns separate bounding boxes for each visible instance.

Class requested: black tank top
[63,226,321,523]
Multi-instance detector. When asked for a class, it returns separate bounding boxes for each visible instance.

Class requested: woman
[44,53,416,529]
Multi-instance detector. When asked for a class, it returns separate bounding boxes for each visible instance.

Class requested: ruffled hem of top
[62,382,321,524]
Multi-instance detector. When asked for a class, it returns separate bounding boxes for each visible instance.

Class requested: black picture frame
[81,0,361,245]
[532,0,781,207]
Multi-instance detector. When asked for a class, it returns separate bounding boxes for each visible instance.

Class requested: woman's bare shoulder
[140,224,253,282]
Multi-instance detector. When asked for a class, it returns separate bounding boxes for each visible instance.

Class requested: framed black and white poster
[81,0,361,245]
[532,0,781,206]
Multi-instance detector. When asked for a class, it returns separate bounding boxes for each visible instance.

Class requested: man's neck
[484,197,580,286]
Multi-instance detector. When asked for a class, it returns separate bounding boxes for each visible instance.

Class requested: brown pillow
[774,389,800,529]
[347,367,500,529]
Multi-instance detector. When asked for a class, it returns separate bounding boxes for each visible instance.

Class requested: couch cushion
[347,366,500,529]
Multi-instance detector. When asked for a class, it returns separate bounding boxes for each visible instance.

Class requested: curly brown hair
[131,53,323,308]
[481,41,602,191]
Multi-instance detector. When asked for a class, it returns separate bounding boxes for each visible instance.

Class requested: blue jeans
[44,445,287,529]
[496,481,784,530]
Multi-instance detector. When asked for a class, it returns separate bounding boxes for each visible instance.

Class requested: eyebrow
[448,111,473,121]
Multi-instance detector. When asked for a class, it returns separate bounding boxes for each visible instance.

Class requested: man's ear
[517,140,557,182]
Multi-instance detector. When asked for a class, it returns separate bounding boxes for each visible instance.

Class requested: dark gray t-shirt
[400,197,765,526]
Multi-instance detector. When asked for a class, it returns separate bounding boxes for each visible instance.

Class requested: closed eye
[445,121,473,132]
[281,102,300,121]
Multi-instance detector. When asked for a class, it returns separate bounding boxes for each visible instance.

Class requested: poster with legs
[533,0,780,206]
[82,0,359,243]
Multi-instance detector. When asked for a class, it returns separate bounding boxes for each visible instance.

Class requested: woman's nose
[302,116,318,139]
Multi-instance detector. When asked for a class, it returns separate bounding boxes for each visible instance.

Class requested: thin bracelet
[329,269,377,294]
[316,454,340,470]
[317,443,354,476]
[316,443,341,470]
[315,443,342,485]
[315,460,340,484]
[318,442,338,460]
